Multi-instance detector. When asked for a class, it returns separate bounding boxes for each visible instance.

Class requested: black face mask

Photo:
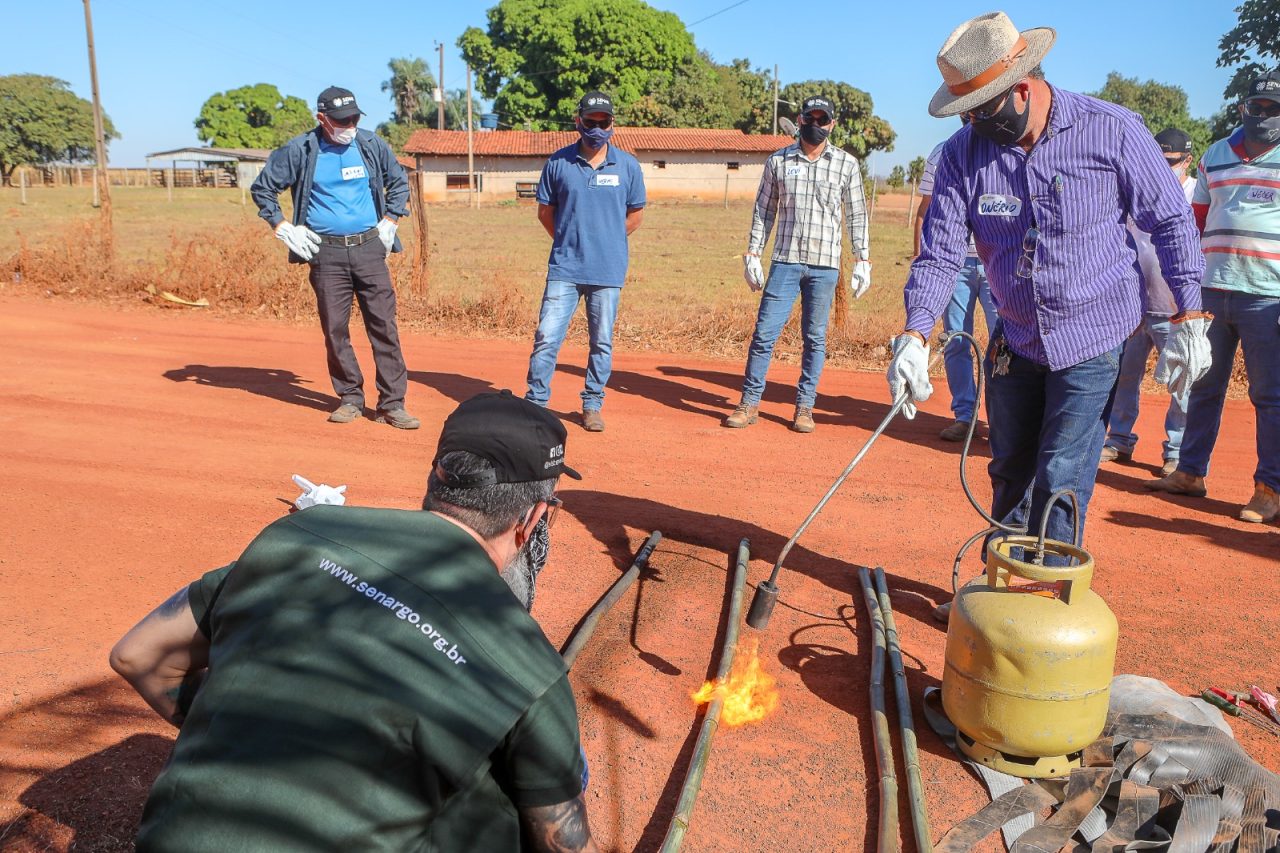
[1242,113,1280,145]
[799,122,831,145]
[970,89,1031,146]
[501,516,549,610]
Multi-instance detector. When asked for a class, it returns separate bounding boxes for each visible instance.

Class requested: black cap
[1154,127,1192,155]
[1246,70,1280,102]
[316,86,363,119]
[577,91,615,116]
[801,95,835,120]
[433,390,581,488]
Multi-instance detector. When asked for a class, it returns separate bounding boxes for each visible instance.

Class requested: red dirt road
[1,295,1276,851]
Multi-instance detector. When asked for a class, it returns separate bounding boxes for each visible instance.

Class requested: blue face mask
[579,125,613,148]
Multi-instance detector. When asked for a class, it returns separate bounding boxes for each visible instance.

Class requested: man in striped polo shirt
[888,12,1209,562]
[726,95,871,434]
[1147,71,1280,523]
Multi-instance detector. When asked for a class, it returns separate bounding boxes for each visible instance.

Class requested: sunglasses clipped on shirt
[580,117,614,129]
[1015,225,1041,279]
[1243,100,1280,118]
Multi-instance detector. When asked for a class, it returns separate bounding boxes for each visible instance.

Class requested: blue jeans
[1105,314,1185,462]
[985,330,1122,556]
[525,281,620,411]
[943,258,997,422]
[740,262,839,408]
[1178,289,1280,491]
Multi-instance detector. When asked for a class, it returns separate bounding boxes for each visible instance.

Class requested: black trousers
[308,239,408,411]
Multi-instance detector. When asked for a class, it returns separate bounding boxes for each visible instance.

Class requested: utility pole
[772,64,779,135]
[437,42,445,131]
[82,0,112,238]
[466,63,476,208]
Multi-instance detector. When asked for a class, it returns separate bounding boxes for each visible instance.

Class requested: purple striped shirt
[905,87,1204,369]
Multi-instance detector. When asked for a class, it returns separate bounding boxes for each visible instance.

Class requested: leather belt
[316,226,379,248]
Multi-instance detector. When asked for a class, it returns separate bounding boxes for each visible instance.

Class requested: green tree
[377,88,485,153]
[1091,72,1212,170]
[382,57,436,125]
[459,0,698,130]
[0,74,118,185]
[617,54,774,131]
[769,80,896,158]
[1213,0,1280,138]
[907,155,926,186]
[195,83,313,148]
[887,165,906,189]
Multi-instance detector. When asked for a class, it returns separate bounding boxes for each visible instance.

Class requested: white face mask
[327,125,357,145]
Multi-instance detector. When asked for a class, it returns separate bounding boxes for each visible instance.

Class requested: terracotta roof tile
[404,128,794,157]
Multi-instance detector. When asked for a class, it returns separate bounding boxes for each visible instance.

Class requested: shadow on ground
[163,365,338,412]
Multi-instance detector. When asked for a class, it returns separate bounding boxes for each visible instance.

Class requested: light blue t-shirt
[305,140,378,236]
[536,142,646,287]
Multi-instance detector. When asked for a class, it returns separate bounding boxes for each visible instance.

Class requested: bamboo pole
[660,538,750,853]
[859,567,900,852]
[560,532,662,667]
[875,568,932,852]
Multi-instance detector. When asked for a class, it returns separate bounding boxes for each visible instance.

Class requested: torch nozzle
[745,580,779,630]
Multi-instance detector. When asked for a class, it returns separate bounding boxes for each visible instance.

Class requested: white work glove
[1153,316,1212,398]
[886,334,933,420]
[275,221,321,261]
[292,474,347,510]
[851,259,872,299]
[376,217,398,254]
[743,254,764,292]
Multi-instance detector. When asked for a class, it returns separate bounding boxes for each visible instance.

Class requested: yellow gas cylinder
[942,536,1118,778]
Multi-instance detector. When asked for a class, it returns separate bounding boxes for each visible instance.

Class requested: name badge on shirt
[977,193,1023,216]
[786,166,803,176]
[592,173,620,187]
[341,165,366,181]
[1245,186,1276,203]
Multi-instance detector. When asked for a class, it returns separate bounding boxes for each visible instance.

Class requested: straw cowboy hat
[929,12,1056,117]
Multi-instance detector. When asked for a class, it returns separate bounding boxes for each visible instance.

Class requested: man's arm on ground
[519,795,599,853]
[625,207,643,235]
[538,204,557,238]
[109,586,210,728]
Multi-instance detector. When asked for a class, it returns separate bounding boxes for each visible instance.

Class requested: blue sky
[6,1,1242,174]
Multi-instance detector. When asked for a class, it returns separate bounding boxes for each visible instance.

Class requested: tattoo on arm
[522,795,593,853]
[155,587,190,619]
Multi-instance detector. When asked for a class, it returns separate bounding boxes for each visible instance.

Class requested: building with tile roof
[403,127,796,202]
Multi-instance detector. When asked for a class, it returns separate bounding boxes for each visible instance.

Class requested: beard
[500,517,550,611]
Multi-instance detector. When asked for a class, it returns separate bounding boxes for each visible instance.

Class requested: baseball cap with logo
[801,95,836,121]
[433,390,581,488]
[577,91,615,116]
[316,86,364,120]
[1246,70,1280,103]
[1154,127,1192,155]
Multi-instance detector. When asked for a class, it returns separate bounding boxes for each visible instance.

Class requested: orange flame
[691,638,779,727]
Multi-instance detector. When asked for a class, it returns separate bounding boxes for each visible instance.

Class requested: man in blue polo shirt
[524,91,646,433]
[251,86,418,430]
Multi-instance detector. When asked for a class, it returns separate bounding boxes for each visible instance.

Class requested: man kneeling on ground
[110,390,598,852]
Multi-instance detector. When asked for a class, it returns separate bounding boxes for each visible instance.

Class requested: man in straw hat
[887,12,1210,570]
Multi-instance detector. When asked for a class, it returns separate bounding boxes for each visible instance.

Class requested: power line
[688,0,751,27]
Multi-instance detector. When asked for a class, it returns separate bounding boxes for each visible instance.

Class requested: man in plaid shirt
[726,95,872,433]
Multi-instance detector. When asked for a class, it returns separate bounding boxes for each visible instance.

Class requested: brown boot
[791,406,815,433]
[1240,482,1279,523]
[723,403,759,429]
[581,410,605,432]
[1143,469,1207,497]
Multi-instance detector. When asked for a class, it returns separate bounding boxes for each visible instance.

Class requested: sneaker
[791,406,815,433]
[1099,445,1131,464]
[1240,482,1279,524]
[723,403,759,429]
[932,601,952,624]
[1143,469,1206,497]
[582,410,605,432]
[328,403,361,424]
[1160,459,1179,477]
[376,408,420,430]
[939,420,971,442]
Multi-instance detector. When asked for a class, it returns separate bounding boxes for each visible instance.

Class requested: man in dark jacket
[250,86,418,429]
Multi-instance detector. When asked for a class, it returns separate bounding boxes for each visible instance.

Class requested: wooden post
[905,178,916,226]
[772,64,779,135]
[437,42,446,131]
[466,64,476,208]
[410,171,430,295]
[168,161,175,202]
[19,168,27,205]
[724,173,729,209]
[82,0,112,233]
